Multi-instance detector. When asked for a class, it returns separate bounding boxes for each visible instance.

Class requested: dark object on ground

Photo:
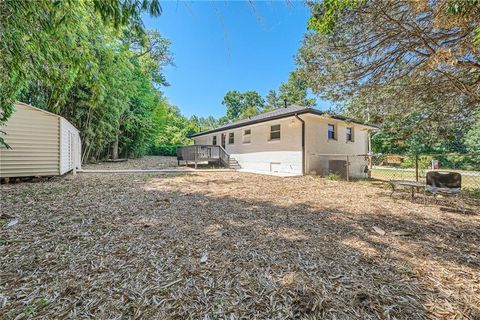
[426,171,461,193]
[106,159,128,163]
[426,171,464,211]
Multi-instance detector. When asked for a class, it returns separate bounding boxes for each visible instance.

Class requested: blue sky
[143,1,328,118]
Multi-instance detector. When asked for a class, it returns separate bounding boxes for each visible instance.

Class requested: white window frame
[269,124,281,141]
[327,124,336,140]
[228,132,235,144]
[346,127,354,142]
[243,129,251,144]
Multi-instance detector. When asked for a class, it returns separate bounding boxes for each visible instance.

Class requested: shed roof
[190,105,378,138]
[15,102,61,118]
[14,102,79,133]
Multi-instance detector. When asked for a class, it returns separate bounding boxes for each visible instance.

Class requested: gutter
[189,108,378,138]
[294,113,306,175]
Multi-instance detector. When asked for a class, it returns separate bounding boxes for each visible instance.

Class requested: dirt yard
[1,157,479,319]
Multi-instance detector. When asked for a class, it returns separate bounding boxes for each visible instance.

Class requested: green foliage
[221,90,266,122]
[400,156,433,170]
[298,0,480,158]
[190,115,220,132]
[464,110,480,155]
[0,0,178,161]
[445,0,480,45]
[267,72,316,108]
[307,0,365,33]
[149,145,179,156]
[325,172,340,180]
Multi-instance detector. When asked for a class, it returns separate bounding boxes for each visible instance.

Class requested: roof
[189,105,378,138]
[15,102,61,119]
[15,102,80,133]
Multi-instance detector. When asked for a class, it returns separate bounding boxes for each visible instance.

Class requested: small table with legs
[389,180,426,201]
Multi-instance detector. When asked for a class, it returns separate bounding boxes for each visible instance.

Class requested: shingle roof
[189,105,377,138]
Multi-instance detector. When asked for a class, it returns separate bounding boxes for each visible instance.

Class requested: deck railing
[176,145,230,168]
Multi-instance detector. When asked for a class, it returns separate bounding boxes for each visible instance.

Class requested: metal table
[389,180,426,200]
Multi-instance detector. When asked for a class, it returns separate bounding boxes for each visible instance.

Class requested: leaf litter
[0,157,479,319]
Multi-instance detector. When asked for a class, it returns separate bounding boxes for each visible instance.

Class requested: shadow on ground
[1,172,479,319]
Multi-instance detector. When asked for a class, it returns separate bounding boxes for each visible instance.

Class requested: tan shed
[0,102,81,178]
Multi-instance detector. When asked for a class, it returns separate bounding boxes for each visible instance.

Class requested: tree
[221,90,265,122]
[300,0,480,109]
[190,116,219,132]
[267,73,316,108]
[266,90,283,109]
[2,1,172,161]
[0,0,162,134]
[297,0,480,151]
[464,110,480,156]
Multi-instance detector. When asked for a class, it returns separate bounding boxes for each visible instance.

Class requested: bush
[400,156,433,169]
[325,172,341,181]
[148,145,180,157]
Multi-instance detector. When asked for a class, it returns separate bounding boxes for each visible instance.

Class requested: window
[243,129,251,143]
[346,127,354,142]
[228,132,234,144]
[212,135,217,145]
[328,124,336,140]
[270,124,281,140]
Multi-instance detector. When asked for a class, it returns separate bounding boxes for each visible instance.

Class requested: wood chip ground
[1,157,479,319]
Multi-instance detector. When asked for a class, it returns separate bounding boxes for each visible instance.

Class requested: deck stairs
[228,157,242,169]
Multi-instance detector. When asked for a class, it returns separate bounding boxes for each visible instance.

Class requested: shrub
[400,156,433,169]
[149,145,180,157]
[325,172,341,181]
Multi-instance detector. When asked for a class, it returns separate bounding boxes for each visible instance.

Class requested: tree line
[183,72,318,134]
[2,1,478,163]
[0,0,198,161]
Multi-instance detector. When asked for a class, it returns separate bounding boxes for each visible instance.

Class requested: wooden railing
[176,145,230,167]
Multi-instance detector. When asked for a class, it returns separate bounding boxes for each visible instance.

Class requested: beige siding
[194,117,304,175]
[0,103,60,177]
[304,114,370,177]
[193,113,372,177]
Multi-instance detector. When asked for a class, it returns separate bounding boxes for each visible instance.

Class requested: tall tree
[297,0,480,150]
[221,90,266,122]
[1,0,172,161]
[301,0,480,109]
[0,0,162,131]
[268,73,316,108]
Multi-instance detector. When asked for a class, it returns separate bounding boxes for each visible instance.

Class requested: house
[0,102,81,178]
[188,105,377,177]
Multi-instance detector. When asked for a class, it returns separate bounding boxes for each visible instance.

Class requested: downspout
[294,114,306,175]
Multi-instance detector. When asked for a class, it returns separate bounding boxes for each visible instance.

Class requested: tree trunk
[110,136,119,160]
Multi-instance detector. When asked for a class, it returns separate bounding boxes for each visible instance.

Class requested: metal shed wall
[0,103,60,178]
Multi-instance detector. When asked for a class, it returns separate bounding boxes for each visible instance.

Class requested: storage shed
[0,102,81,178]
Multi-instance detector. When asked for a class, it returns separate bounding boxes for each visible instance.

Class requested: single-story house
[189,105,377,177]
[0,102,81,178]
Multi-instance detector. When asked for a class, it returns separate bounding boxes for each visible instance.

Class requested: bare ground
[1,157,479,319]
[82,156,178,170]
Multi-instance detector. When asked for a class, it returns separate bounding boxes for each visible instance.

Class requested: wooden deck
[176,145,230,168]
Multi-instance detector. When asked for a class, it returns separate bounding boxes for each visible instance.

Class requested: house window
[328,124,336,140]
[270,124,280,140]
[346,127,354,142]
[228,132,234,144]
[212,135,217,145]
[243,129,251,143]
